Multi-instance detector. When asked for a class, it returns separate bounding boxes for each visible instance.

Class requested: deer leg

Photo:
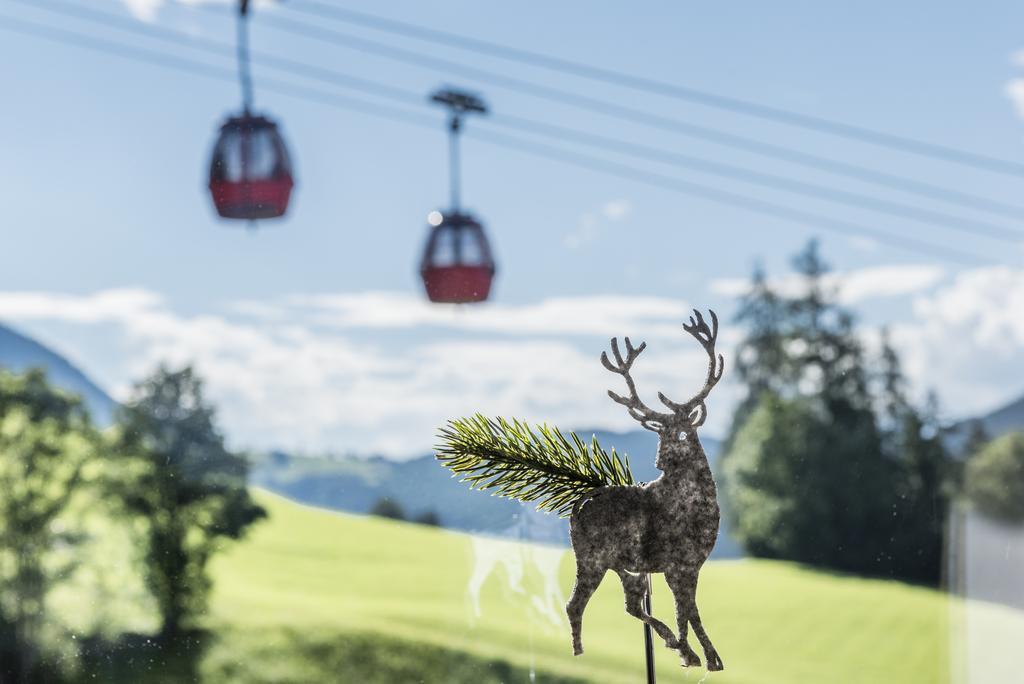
[566,561,604,656]
[667,570,722,671]
[689,599,723,671]
[616,571,680,652]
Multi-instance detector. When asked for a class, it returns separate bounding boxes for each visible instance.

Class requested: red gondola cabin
[420,213,496,303]
[208,114,294,220]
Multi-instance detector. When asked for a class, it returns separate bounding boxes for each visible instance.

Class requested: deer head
[601,309,724,469]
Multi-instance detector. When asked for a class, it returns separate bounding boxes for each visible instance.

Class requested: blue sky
[1,0,1023,456]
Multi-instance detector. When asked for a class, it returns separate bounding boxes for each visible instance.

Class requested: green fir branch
[435,414,635,517]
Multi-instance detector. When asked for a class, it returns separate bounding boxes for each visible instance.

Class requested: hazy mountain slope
[0,322,741,550]
[947,393,1024,455]
[972,395,1024,439]
[0,322,116,425]
[250,451,525,535]
[249,429,745,557]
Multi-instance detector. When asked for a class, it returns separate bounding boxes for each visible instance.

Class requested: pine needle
[435,414,635,517]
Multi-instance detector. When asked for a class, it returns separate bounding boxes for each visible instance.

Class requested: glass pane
[459,228,486,266]
[12,8,1024,684]
[430,225,459,266]
[210,134,242,182]
[245,128,283,180]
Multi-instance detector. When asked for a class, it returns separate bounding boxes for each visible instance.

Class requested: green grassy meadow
[73,489,1003,682]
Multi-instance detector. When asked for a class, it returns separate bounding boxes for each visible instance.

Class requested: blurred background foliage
[0,243,1020,682]
[965,432,1024,524]
[721,241,959,584]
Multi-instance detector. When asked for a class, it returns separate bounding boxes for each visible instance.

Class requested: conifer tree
[722,241,954,582]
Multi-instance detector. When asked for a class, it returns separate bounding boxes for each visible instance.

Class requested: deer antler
[601,337,674,432]
[658,309,724,428]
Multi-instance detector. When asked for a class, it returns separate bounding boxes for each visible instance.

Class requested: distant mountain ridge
[248,429,746,557]
[0,322,116,425]
[967,395,1024,440]
[946,393,1024,455]
[4,320,1023,556]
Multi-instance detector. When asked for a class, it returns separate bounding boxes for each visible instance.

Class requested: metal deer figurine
[567,309,725,671]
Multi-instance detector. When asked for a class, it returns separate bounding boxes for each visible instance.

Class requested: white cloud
[1007,79,1024,120]
[847,235,881,253]
[121,0,164,22]
[564,199,631,249]
[0,288,162,324]
[880,266,1024,417]
[0,289,728,457]
[888,266,1024,417]
[842,265,946,303]
[601,199,631,221]
[280,291,691,339]
[120,0,267,23]
[1006,49,1024,120]
[708,263,1024,419]
[709,264,945,305]
[4,268,1020,457]
[564,214,598,249]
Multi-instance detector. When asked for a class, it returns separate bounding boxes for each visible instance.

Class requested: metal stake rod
[644,574,656,684]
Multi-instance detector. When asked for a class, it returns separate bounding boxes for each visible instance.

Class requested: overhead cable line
[290,0,1024,178]
[15,0,423,108]
[28,0,1021,243]
[255,12,1024,222]
[0,15,434,131]
[488,115,1021,242]
[468,129,990,266]
[0,13,993,265]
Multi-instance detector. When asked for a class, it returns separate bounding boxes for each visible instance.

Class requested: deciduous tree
[966,432,1024,524]
[115,366,265,639]
[0,369,99,682]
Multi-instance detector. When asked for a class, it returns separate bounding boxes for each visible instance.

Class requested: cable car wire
[23,0,1021,244]
[0,12,995,265]
[14,0,424,108]
[254,12,1024,221]
[237,0,253,112]
[0,14,435,132]
[467,129,990,266]
[486,115,1022,242]
[288,0,1024,178]
[21,0,1024,226]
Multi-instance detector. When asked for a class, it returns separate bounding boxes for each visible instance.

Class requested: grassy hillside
[76,489,1019,683]
[178,490,960,683]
